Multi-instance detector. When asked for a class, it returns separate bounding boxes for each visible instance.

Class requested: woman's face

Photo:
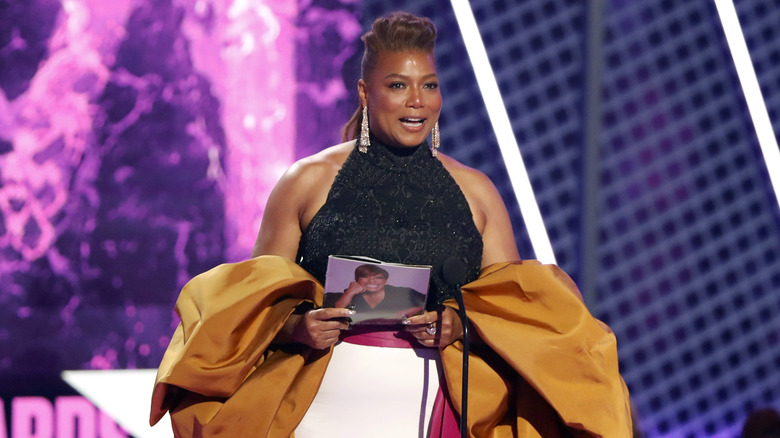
[357,274,388,292]
[358,50,442,148]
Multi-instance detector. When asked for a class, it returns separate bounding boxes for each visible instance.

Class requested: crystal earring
[359,106,370,153]
[431,121,440,157]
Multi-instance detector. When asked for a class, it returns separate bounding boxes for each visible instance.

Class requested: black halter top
[296,135,483,309]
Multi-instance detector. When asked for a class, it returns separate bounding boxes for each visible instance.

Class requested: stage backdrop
[2,1,780,438]
[0,0,358,436]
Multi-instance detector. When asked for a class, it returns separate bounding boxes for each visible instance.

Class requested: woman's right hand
[343,281,366,296]
[334,281,365,308]
[290,308,354,349]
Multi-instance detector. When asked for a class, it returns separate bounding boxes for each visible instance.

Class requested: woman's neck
[371,134,422,157]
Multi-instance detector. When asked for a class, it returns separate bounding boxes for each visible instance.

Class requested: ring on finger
[425,322,437,335]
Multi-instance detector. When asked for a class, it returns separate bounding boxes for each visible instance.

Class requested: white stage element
[62,369,172,438]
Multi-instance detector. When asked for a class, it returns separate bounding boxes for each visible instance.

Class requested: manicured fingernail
[401,318,411,325]
[347,310,356,315]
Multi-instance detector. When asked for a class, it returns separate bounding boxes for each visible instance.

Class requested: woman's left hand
[404,306,463,347]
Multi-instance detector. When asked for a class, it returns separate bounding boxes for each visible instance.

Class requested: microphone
[440,257,469,438]
[442,256,468,289]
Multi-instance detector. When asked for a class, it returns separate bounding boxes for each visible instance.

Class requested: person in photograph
[323,264,425,319]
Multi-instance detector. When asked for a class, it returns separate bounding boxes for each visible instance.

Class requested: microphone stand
[452,283,469,438]
[441,257,469,438]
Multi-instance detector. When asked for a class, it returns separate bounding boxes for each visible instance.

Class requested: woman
[254,13,519,436]
[151,11,631,438]
[252,12,518,351]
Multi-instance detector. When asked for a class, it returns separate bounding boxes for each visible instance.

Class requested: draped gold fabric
[150,256,631,437]
[441,261,632,437]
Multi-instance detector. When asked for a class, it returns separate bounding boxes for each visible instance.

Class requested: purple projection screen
[0,0,360,435]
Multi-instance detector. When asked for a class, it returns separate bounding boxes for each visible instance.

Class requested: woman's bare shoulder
[437,153,494,192]
[282,141,355,186]
[252,141,355,258]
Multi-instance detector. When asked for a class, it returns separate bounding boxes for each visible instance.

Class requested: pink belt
[340,328,461,438]
[340,327,418,348]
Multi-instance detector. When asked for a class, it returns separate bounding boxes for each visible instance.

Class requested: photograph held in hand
[322,255,431,326]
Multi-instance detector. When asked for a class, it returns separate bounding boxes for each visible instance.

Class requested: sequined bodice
[296,135,483,308]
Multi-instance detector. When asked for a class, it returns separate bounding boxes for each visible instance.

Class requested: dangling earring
[359,106,370,153]
[431,121,440,157]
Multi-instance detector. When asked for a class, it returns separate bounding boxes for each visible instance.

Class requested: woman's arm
[333,281,365,308]
[467,170,521,266]
[252,144,355,349]
[251,161,308,260]
[440,155,521,266]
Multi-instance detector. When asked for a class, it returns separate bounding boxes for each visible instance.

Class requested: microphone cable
[441,257,469,438]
